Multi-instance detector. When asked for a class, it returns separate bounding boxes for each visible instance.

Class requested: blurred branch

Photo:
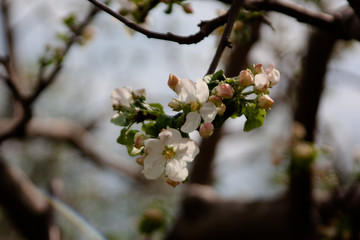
[24,118,144,182]
[244,0,360,41]
[206,0,243,74]
[0,156,52,240]
[87,0,228,44]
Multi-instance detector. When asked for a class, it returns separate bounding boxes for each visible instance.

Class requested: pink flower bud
[238,69,254,87]
[257,95,274,110]
[254,64,264,74]
[168,74,180,91]
[265,64,280,87]
[217,103,226,116]
[134,132,145,149]
[208,95,223,106]
[213,83,233,99]
[199,122,214,138]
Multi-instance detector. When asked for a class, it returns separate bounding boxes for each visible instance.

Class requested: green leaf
[117,128,138,155]
[242,103,266,132]
[149,103,164,113]
[211,70,225,81]
[155,114,172,131]
[110,112,133,126]
[142,121,158,137]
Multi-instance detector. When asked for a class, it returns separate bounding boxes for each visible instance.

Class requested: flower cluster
[111,64,280,187]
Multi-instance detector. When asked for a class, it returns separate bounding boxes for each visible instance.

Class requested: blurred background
[1,0,360,239]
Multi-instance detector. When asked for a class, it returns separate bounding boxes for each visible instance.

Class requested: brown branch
[87,0,228,44]
[24,118,144,182]
[0,157,52,240]
[206,0,244,75]
[347,0,360,19]
[244,0,360,41]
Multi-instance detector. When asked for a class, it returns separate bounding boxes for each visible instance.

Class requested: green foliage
[111,112,135,127]
[242,103,266,132]
[117,128,139,156]
[138,208,166,235]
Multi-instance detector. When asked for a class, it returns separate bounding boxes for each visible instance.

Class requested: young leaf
[242,103,266,132]
[117,128,138,155]
[111,112,133,126]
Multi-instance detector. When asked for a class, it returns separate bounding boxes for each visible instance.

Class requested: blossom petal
[159,127,182,146]
[200,102,217,122]
[254,73,269,91]
[181,112,201,133]
[165,159,188,182]
[111,87,133,107]
[178,78,196,103]
[175,138,199,162]
[195,79,209,103]
[142,154,166,180]
[144,139,164,155]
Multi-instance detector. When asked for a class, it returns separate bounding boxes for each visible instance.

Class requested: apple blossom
[254,73,270,92]
[168,74,181,92]
[111,87,146,109]
[238,69,254,87]
[199,122,214,138]
[212,83,234,99]
[265,64,280,87]
[257,94,274,110]
[173,78,217,133]
[142,127,199,182]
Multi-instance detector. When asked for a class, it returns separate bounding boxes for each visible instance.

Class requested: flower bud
[265,64,280,87]
[168,99,182,111]
[238,69,254,87]
[208,95,223,106]
[254,64,264,74]
[182,3,193,14]
[134,132,145,149]
[254,73,269,92]
[168,74,180,91]
[199,122,214,138]
[133,88,146,98]
[212,83,233,99]
[257,94,274,110]
[136,155,146,166]
[217,103,226,116]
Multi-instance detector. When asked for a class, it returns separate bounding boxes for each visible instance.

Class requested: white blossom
[142,128,199,182]
[172,78,217,133]
[111,87,146,108]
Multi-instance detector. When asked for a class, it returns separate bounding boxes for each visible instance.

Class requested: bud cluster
[110,64,280,186]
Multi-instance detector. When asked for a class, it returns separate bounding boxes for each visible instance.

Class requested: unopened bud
[254,64,264,74]
[208,95,223,106]
[212,83,233,99]
[217,103,226,116]
[134,132,145,149]
[199,122,214,138]
[168,99,182,111]
[182,3,193,14]
[238,69,254,87]
[266,64,280,87]
[257,94,274,110]
[136,155,146,166]
[168,74,180,91]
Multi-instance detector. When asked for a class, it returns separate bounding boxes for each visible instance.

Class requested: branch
[206,0,244,75]
[24,118,144,182]
[87,0,228,44]
[244,0,360,40]
[0,157,52,240]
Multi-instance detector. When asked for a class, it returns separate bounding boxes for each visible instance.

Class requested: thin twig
[87,0,228,44]
[206,0,244,75]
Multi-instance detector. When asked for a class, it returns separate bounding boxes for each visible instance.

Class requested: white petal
[175,138,200,162]
[254,73,269,91]
[195,79,209,103]
[111,87,133,107]
[178,79,197,103]
[142,154,166,180]
[159,127,182,146]
[200,102,217,122]
[181,112,201,133]
[165,159,188,182]
[144,139,164,155]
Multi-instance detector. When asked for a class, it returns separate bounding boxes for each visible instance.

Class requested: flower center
[190,100,200,111]
[162,146,176,160]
